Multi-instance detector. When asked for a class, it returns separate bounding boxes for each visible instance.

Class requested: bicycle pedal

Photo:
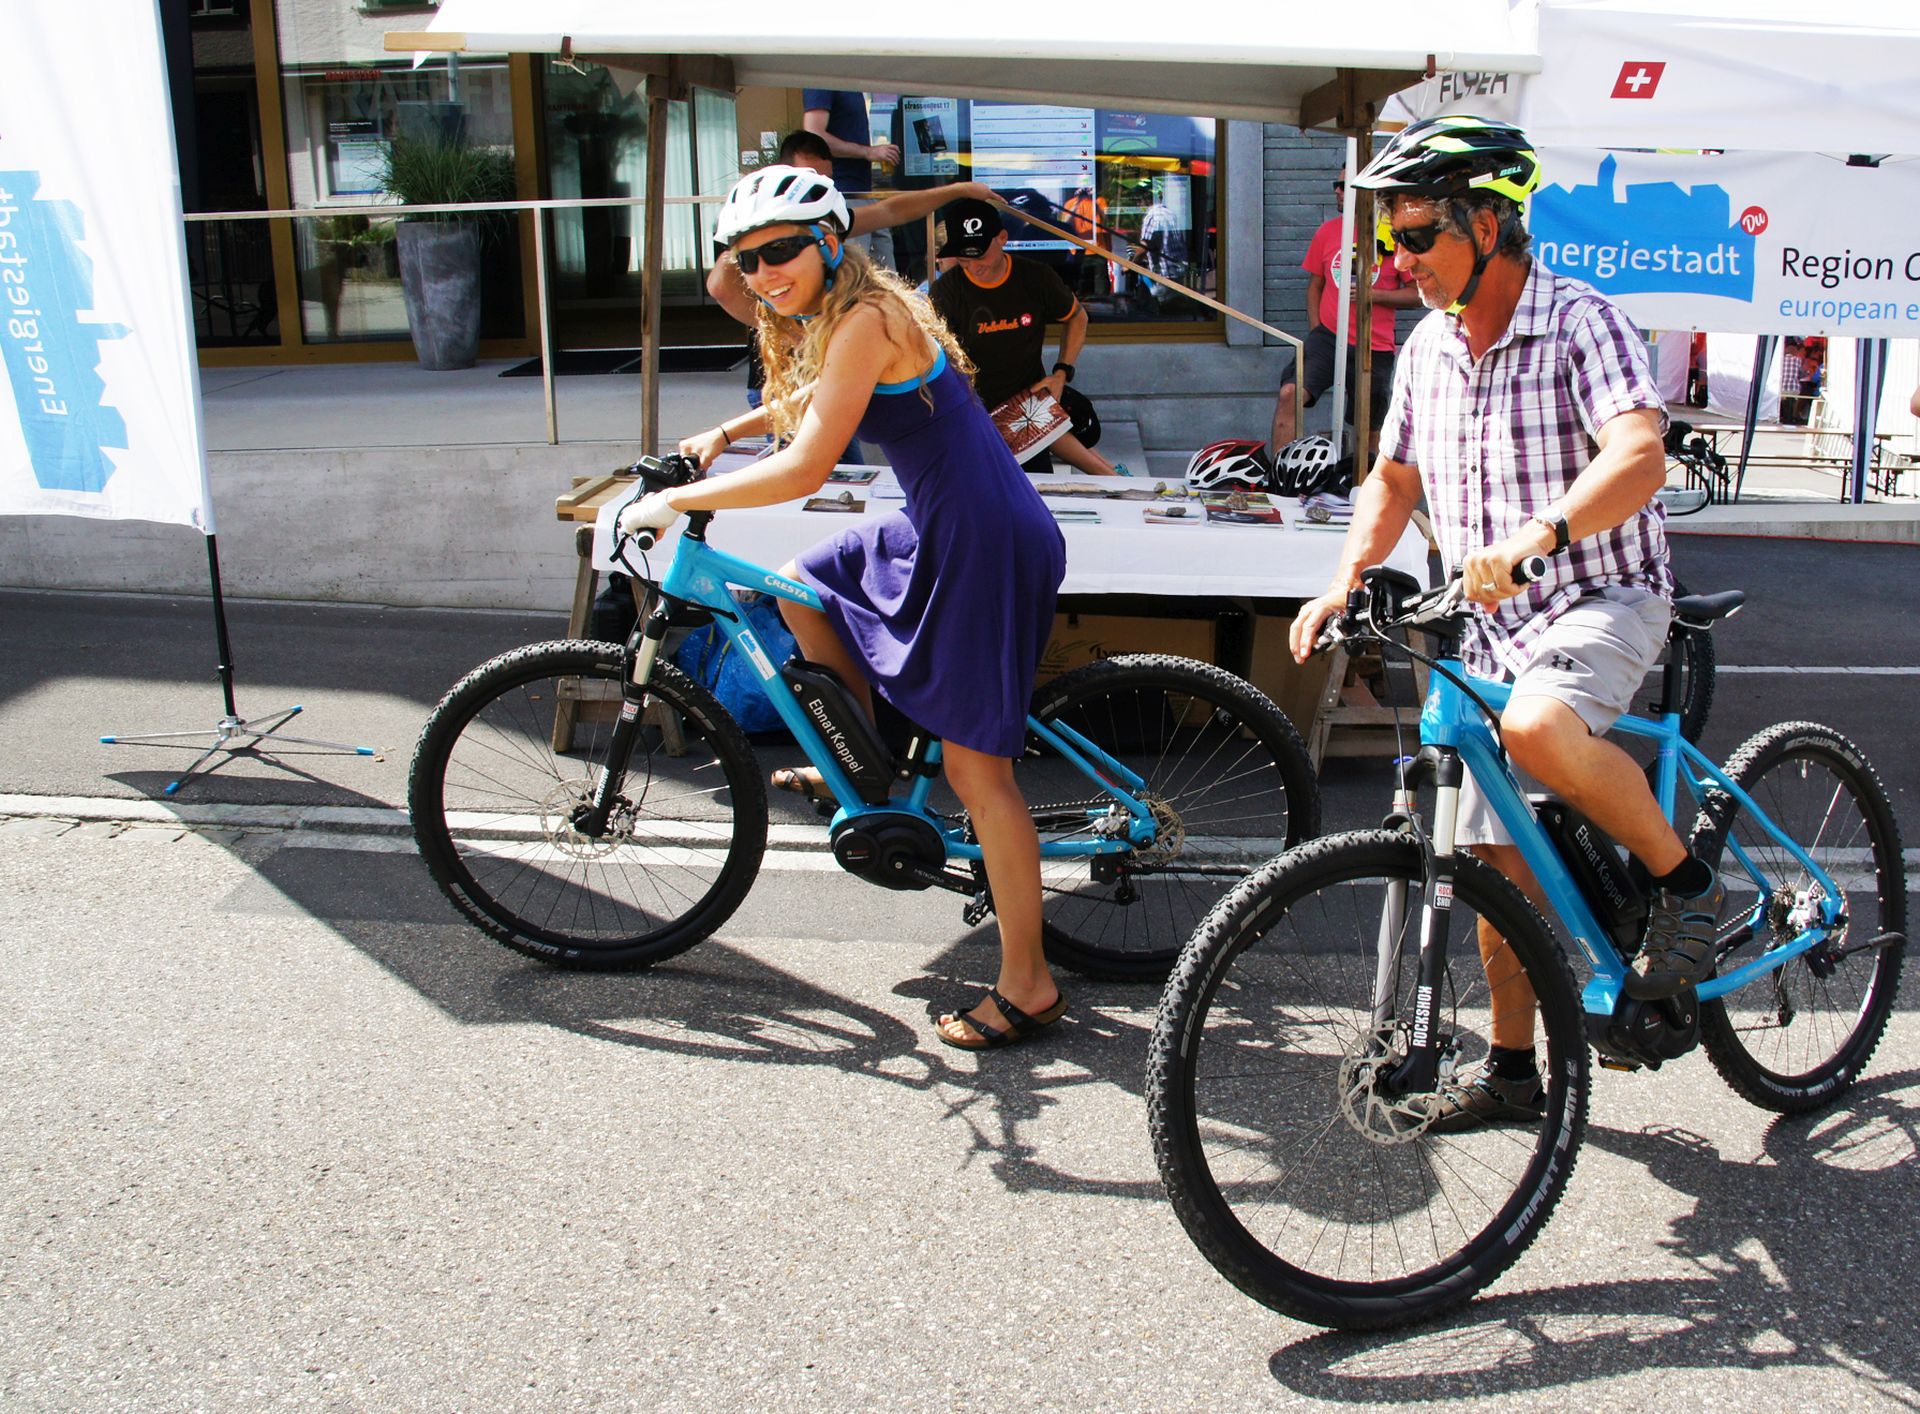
[962,891,993,927]
[1596,1055,1642,1073]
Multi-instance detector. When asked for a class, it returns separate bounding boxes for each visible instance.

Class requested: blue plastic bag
[671,593,796,736]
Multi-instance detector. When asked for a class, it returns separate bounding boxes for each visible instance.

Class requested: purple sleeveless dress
[794,348,1066,758]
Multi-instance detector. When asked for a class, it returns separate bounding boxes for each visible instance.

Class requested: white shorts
[1456,586,1672,847]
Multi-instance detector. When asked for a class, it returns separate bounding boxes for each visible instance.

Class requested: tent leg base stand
[101,705,375,795]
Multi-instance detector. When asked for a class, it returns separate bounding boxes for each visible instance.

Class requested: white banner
[0,1,213,531]
[1530,148,1920,339]
[1381,3,1920,160]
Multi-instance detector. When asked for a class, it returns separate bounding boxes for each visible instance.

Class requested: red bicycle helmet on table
[1185,438,1272,493]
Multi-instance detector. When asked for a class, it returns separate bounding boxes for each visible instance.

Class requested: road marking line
[1716,666,1920,675]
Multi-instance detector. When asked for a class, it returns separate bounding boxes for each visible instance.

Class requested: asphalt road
[2,534,1918,1410]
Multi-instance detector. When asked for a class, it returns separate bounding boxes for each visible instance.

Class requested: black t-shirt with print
[931,257,1077,409]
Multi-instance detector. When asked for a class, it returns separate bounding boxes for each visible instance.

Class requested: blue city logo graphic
[1531,154,1755,303]
[1,172,130,493]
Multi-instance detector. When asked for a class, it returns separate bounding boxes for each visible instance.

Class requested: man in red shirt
[1270,177,1421,447]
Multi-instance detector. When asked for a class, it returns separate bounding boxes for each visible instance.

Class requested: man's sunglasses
[734,232,816,274]
[1388,221,1446,255]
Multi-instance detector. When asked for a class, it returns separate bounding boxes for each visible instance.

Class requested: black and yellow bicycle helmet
[1354,116,1541,313]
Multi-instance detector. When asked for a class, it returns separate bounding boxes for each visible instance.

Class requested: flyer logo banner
[1531,149,1920,338]
[0,174,131,493]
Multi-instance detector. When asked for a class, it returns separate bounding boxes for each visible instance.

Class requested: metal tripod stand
[100,535,373,794]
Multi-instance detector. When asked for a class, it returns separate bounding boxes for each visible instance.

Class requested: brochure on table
[591,458,1427,597]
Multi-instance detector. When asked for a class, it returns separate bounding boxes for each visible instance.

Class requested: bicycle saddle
[1673,590,1744,627]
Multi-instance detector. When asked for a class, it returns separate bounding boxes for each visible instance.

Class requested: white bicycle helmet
[1185,438,1271,493]
[1270,435,1339,496]
[713,165,850,251]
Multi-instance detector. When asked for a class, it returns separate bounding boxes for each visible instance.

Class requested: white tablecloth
[591,461,1428,598]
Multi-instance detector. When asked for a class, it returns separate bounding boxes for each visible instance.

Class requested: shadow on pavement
[228,841,1170,1200]
[1267,1067,1920,1402]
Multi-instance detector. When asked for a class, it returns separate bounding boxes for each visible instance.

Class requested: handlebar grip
[1513,554,1549,586]
[632,528,660,552]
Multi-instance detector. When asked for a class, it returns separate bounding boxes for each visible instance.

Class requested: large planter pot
[396,222,482,370]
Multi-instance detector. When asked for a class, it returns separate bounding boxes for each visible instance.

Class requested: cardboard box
[1036,611,1216,684]
[1245,609,1336,742]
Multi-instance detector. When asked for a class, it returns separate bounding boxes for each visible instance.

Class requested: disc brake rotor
[539,779,633,860]
[1336,1026,1440,1146]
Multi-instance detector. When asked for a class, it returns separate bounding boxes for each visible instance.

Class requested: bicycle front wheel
[1022,654,1320,982]
[1148,832,1589,1330]
[408,641,767,969]
[1694,721,1906,1112]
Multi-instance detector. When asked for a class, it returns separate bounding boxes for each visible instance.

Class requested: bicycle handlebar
[1316,554,1548,654]
[614,453,705,555]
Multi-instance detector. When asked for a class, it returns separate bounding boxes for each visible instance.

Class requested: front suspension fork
[1385,750,1466,1095]
[572,599,669,837]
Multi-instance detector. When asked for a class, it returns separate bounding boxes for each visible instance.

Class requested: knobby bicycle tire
[1020,654,1320,982]
[409,641,767,969]
[1691,721,1906,1112]
[1148,832,1589,1330]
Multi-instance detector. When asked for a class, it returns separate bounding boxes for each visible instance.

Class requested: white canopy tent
[393,1,1538,125]
[1384,0,1920,157]
[1384,0,1920,501]
[387,0,1539,460]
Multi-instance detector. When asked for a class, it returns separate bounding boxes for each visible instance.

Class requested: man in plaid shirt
[1289,118,1725,1131]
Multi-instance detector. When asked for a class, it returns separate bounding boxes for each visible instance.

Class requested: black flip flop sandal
[937,987,1069,1051]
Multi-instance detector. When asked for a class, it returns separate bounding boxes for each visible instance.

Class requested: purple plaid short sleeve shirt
[1379,261,1673,678]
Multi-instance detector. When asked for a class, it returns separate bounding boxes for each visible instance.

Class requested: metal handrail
[187,192,1307,448]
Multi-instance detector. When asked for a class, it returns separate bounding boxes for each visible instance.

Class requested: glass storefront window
[868,95,1218,325]
[275,1,522,344]
[540,61,737,345]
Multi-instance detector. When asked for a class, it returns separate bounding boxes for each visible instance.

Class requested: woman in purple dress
[620,167,1069,1051]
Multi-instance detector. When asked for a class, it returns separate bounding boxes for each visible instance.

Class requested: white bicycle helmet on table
[1270,435,1344,497]
[713,165,851,287]
[1185,438,1271,493]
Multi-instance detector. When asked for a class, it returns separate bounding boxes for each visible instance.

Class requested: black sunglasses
[1389,221,1446,255]
[734,232,816,274]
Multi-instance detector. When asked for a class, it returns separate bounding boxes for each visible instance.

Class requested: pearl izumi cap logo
[0,174,130,493]
[964,217,984,235]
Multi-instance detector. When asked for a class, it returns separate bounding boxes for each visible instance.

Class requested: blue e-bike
[409,455,1319,978]
[1148,560,1908,1329]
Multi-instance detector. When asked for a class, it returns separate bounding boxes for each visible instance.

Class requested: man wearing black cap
[930,197,1121,476]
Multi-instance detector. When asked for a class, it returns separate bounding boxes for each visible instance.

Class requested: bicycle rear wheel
[1021,654,1319,981]
[1693,721,1906,1112]
[1148,832,1589,1330]
[1626,579,1715,745]
[408,641,767,969]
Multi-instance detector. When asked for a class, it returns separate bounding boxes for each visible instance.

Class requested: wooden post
[640,79,669,454]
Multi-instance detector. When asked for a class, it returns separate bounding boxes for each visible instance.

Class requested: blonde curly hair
[753,240,973,446]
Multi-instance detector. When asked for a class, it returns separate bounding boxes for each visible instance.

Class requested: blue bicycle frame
[1422,661,1848,1016]
[629,521,1160,865]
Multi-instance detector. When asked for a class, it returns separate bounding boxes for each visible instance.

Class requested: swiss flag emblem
[1020,313,1033,326]
[1611,61,1666,99]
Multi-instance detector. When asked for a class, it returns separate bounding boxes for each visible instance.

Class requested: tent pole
[1851,338,1888,504]
[1733,334,1774,503]
[1351,125,1376,481]
[100,531,373,794]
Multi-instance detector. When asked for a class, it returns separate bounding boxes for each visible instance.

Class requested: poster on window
[900,98,961,180]
[973,103,1094,252]
[0,0,212,531]
[1531,148,1920,339]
